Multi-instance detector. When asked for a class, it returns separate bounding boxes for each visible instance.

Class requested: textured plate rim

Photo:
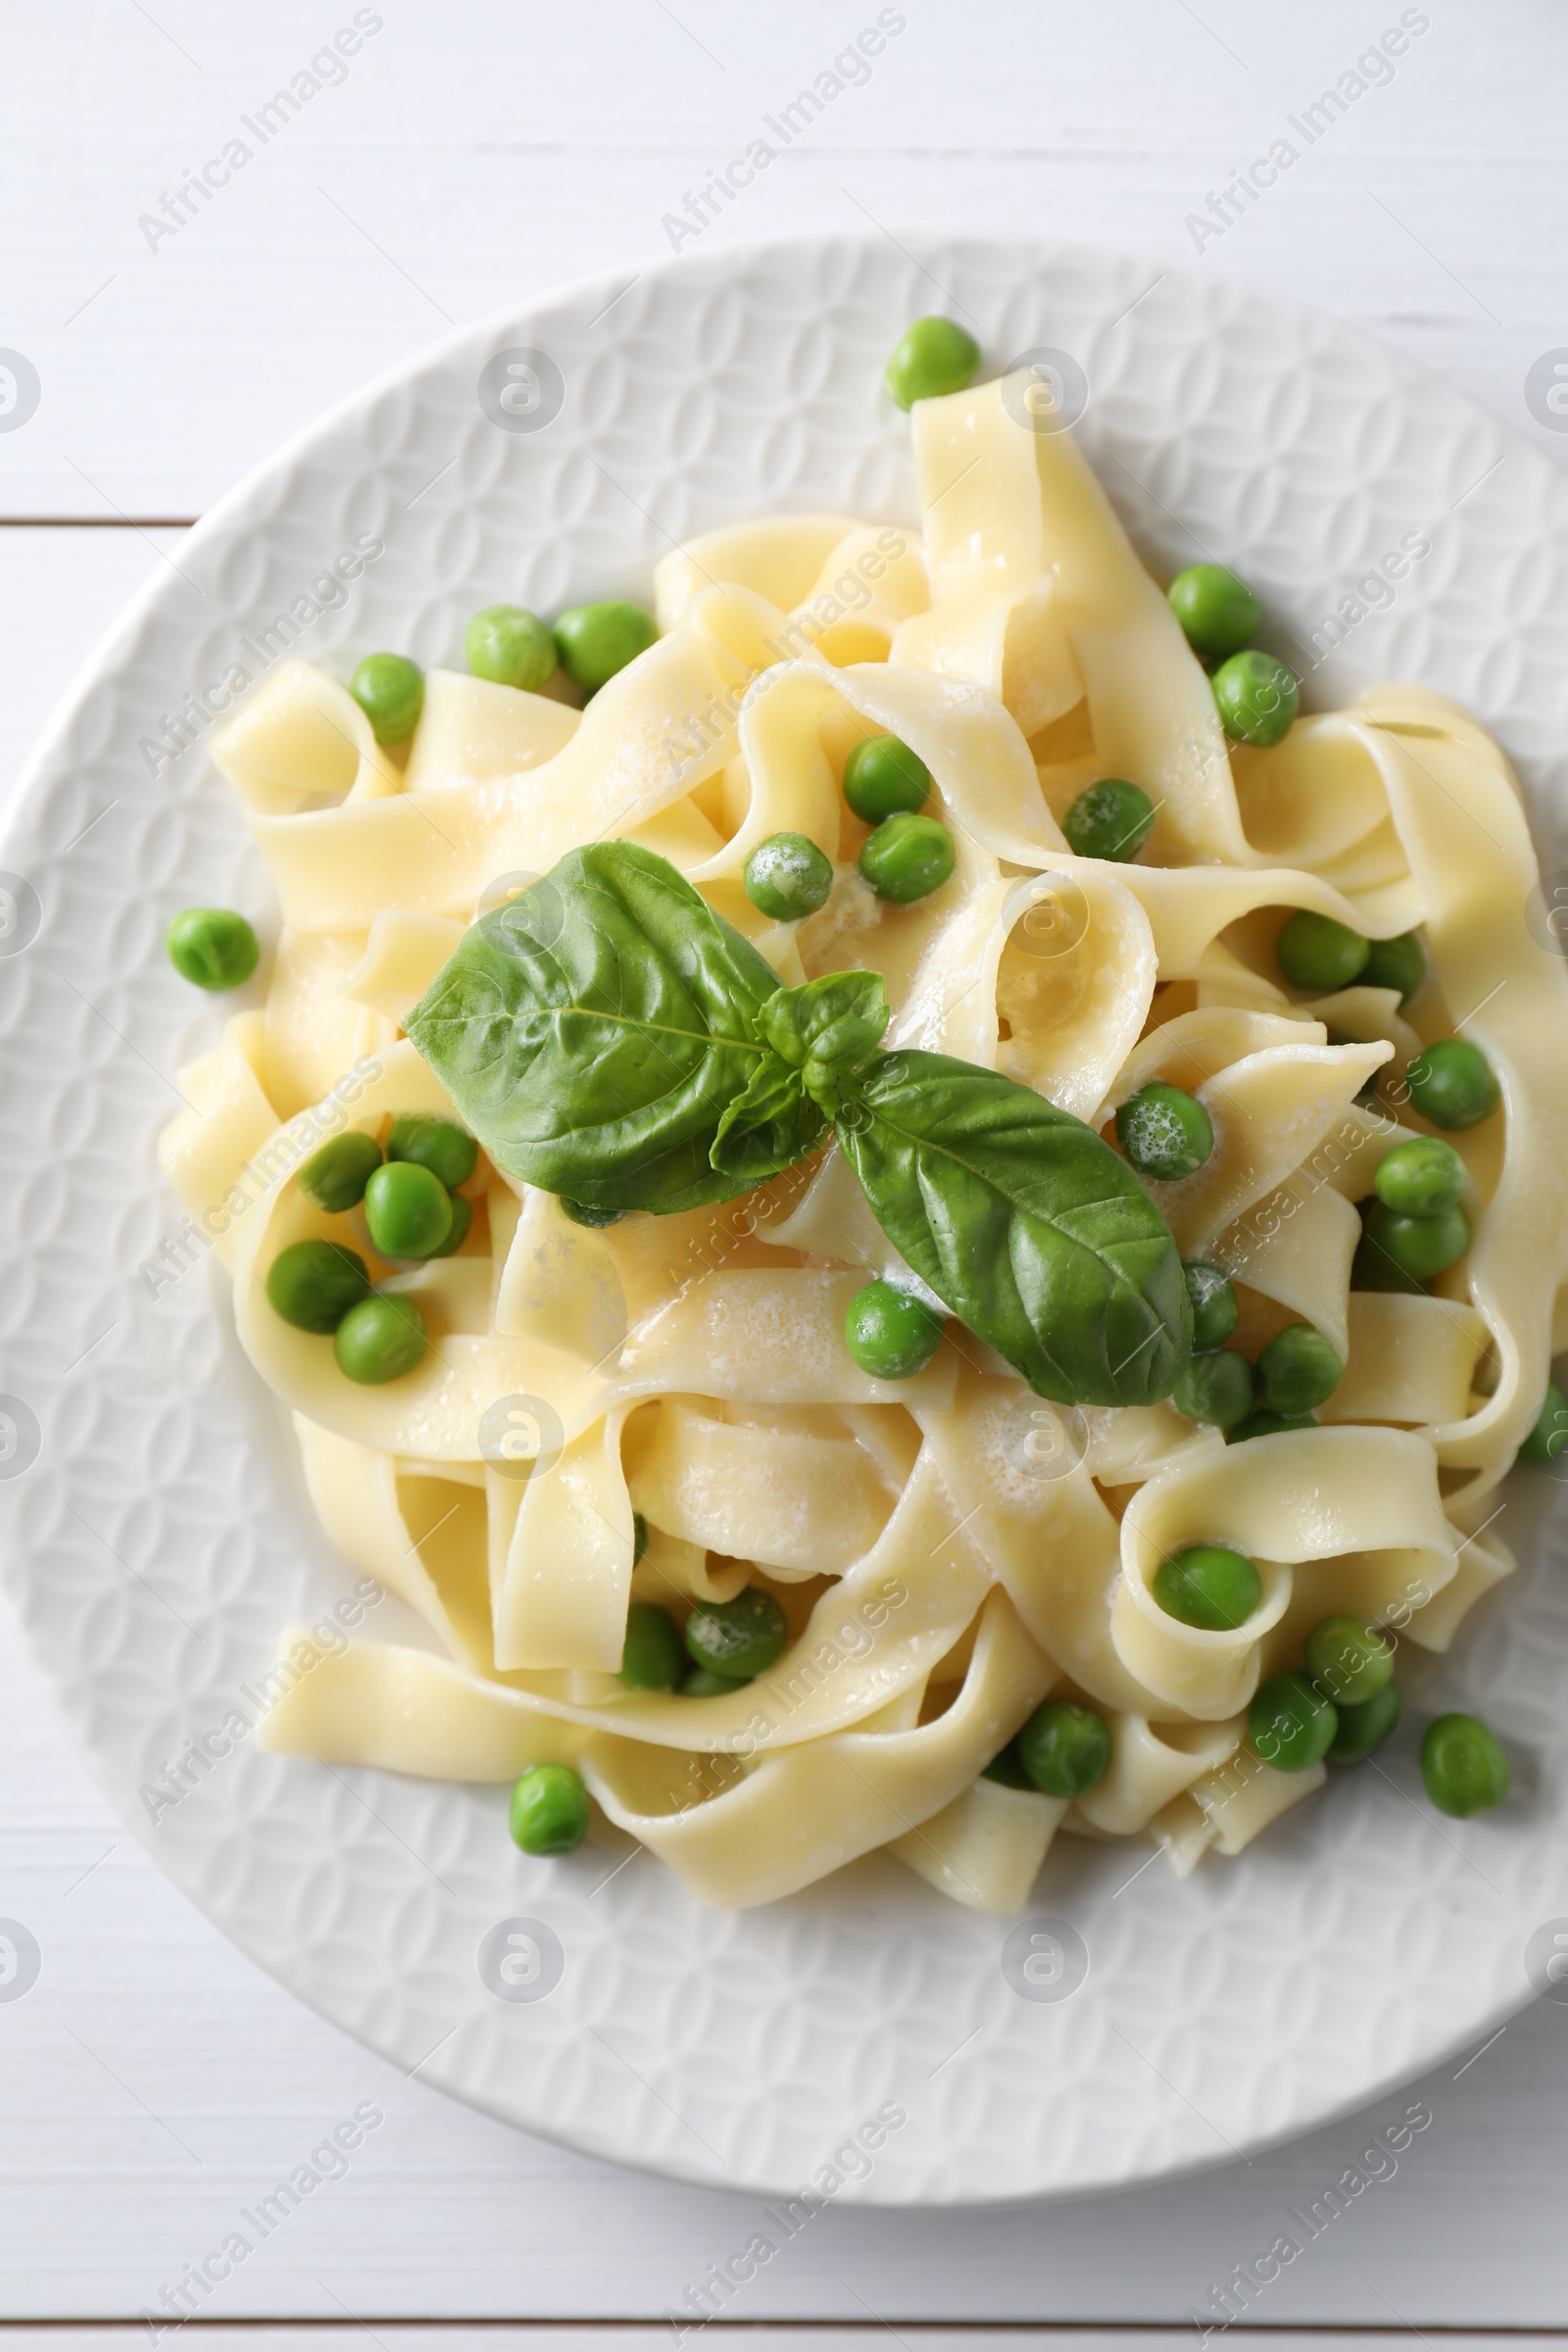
[3,228,1562,2208]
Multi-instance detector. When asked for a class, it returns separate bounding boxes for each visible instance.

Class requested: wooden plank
[2,2336,1565,2352]
[0,529,187,794]
[2,7,1567,516]
[6,0,1568,2282]
[0,1190,1565,2330]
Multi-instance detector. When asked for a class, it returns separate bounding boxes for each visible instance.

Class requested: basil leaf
[834,1051,1191,1407]
[759,970,890,1074]
[407,844,1188,1405]
[710,1052,826,1185]
[707,970,891,1177]
[407,844,789,1213]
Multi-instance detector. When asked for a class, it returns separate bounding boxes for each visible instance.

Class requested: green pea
[1166,564,1263,660]
[508,1762,590,1854]
[618,1600,685,1690]
[1350,1222,1426,1296]
[1304,1614,1394,1707]
[466,604,558,692]
[350,653,424,746]
[842,733,931,823]
[1249,1671,1337,1771]
[681,1663,750,1695]
[981,1740,1034,1788]
[1256,1323,1344,1414]
[1152,1543,1262,1632]
[1361,930,1425,1004]
[633,1511,649,1565]
[1061,777,1156,862]
[1226,1406,1317,1444]
[1405,1038,1499,1131]
[684,1585,788,1680]
[387,1113,478,1192]
[364,1160,453,1259]
[1115,1082,1214,1181]
[1016,1699,1111,1798]
[553,601,659,697]
[1518,1380,1568,1465]
[1420,1712,1509,1817]
[1327,1682,1401,1764]
[166,907,261,991]
[265,1240,370,1334]
[560,1199,624,1228]
[423,1192,473,1257]
[744,831,834,921]
[884,316,981,411]
[1373,1136,1465,1217]
[1174,1348,1254,1427]
[1275,909,1370,993]
[844,1279,944,1380]
[1183,1260,1238,1351]
[298,1130,382,1214]
[858,811,956,904]
[1362,1197,1470,1283]
[333,1292,427,1384]
[1211,649,1299,747]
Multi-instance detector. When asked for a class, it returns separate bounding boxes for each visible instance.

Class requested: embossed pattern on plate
[3,236,1567,2205]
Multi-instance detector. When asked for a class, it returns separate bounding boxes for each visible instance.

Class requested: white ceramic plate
[6,234,1568,2207]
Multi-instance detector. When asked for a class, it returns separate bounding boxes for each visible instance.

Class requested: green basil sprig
[409,845,1192,1405]
[710,968,894,1181]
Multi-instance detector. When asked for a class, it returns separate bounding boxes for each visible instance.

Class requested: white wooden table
[5,3,1568,2335]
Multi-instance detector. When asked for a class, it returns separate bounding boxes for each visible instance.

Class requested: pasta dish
[156,318,1567,1910]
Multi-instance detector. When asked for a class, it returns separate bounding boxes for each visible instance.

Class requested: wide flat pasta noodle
[897,374,1246,861]
[337,911,465,1023]
[260,1627,590,1780]
[631,1398,898,1577]
[586,1589,1054,1908]
[892,864,1155,1123]
[891,1777,1067,1913]
[295,1417,493,1669]
[1321,1293,1491,1430]
[268,1442,995,1759]
[402,667,579,791]
[1346,688,1568,1481]
[1158,1748,1328,1866]
[791,524,932,660]
[654,514,859,630]
[494,1187,628,1368]
[261,928,385,1117]
[230,1040,601,1456]
[612,1268,959,1414]
[1071,1712,1242,1837]
[1115,1427,1457,1717]
[234,608,760,934]
[1107,1012,1390,1255]
[158,1011,280,1268]
[915,1366,1179,1717]
[186,399,1564,1912]
[1401,1494,1516,1653]
[212,660,400,811]
[1208,1183,1362,1360]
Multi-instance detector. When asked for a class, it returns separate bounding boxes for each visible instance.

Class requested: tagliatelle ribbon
[167,398,1566,1912]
